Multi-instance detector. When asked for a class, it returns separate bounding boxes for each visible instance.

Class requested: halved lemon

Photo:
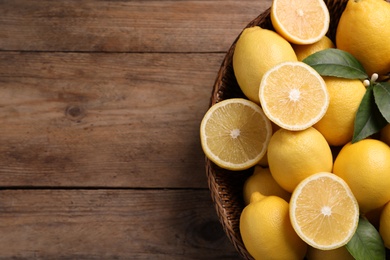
[271,0,330,44]
[200,98,272,171]
[290,172,359,250]
[259,61,329,131]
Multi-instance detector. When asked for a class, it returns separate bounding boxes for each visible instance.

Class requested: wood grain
[0,0,273,258]
[0,189,240,259]
[0,52,225,188]
[0,0,270,52]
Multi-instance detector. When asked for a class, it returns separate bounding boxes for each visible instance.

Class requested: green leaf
[346,217,386,260]
[373,82,390,123]
[352,85,388,143]
[303,48,368,79]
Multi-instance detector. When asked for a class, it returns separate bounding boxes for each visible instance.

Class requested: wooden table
[0,0,272,258]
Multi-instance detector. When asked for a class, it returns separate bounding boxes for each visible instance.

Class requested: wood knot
[186,219,226,246]
[65,105,85,122]
[197,220,225,242]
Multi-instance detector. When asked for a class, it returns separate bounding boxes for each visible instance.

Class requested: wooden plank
[0,0,271,52]
[0,52,224,188]
[0,189,240,259]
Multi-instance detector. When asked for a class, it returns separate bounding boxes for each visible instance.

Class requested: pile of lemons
[200,0,390,259]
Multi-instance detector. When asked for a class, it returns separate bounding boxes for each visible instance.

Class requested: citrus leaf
[346,217,386,260]
[303,48,368,79]
[352,85,388,143]
[373,82,390,123]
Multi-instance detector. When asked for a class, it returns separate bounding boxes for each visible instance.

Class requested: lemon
[257,122,281,167]
[267,127,333,193]
[257,153,268,167]
[233,26,297,104]
[336,0,390,77]
[333,139,390,213]
[313,77,366,146]
[293,36,335,61]
[380,123,390,146]
[259,61,329,131]
[365,205,384,230]
[290,172,359,250]
[240,193,307,260]
[271,0,330,44]
[306,246,354,260]
[379,201,390,249]
[200,98,272,171]
[243,166,291,205]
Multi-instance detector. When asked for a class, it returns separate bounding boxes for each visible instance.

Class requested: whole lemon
[333,139,390,213]
[379,201,390,249]
[267,127,333,193]
[306,246,354,260]
[380,124,390,146]
[243,166,291,205]
[292,36,335,61]
[240,193,307,260]
[313,77,366,146]
[336,0,390,77]
[233,26,297,104]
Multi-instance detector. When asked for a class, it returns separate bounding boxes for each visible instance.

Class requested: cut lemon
[290,172,359,250]
[271,0,330,44]
[200,98,272,171]
[259,61,329,131]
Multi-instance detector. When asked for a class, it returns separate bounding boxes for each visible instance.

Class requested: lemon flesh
[290,172,359,250]
[200,98,272,171]
[259,61,329,131]
[271,0,330,44]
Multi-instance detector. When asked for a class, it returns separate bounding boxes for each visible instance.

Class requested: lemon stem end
[250,192,266,204]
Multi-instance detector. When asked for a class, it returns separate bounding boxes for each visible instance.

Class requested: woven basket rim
[204,0,390,259]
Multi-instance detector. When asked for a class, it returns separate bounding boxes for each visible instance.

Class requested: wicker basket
[206,0,389,259]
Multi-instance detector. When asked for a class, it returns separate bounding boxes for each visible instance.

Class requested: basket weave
[206,0,389,259]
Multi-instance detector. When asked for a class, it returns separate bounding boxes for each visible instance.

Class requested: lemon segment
[259,61,329,131]
[200,98,272,171]
[289,172,359,250]
[271,0,330,44]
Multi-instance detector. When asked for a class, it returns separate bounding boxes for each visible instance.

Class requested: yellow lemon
[313,77,366,146]
[336,0,390,77]
[259,61,329,131]
[240,193,307,260]
[200,98,272,171]
[292,36,335,61]
[257,122,281,167]
[257,154,269,167]
[290,172,359,250]
[365,205,385,230]
[233,26,297,103]
[333,139,390,213]
[243,166,291,205]
[380,124,390,146]
[267,127,333,193]
[306,246,354,260]
[271,0,330,44]
[379,201,390,249]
